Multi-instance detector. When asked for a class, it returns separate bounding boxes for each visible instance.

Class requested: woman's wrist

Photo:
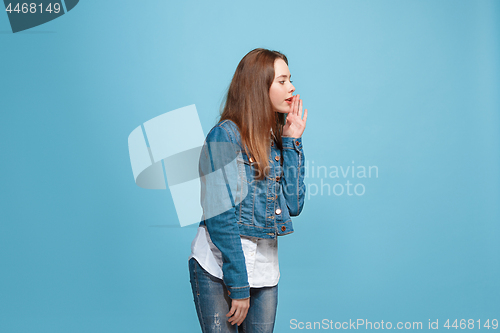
[282,137,303,151]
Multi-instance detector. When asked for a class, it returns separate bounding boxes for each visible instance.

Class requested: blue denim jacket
[198,119,305,299]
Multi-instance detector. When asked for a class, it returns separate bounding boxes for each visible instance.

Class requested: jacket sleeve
[199,125,250,299]
[281,137,306,216]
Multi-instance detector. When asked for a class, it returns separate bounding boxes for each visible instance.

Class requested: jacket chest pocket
[236,152,256,185]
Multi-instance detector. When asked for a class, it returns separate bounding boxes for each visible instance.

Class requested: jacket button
[276,176,280,182]
[249,157,254,163]
[274,155,280,161]
[275,208,281,215]
[295,141,300,146]
[281,226,286,232]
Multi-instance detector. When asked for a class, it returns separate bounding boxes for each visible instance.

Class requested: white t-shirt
[188,225,279,288]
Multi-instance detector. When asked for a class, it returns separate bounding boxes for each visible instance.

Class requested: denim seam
[237,222,275,229]
[192,260,207,333]
[297,150,301,213]
[251,180,256,223]
[266,173,271,228]
[230,285,250,290]
[220,119,243,148]
[237,160,244,222]
[238,181,243,223]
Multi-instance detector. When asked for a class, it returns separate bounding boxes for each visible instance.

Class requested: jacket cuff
[282,136,303,151]
[227,285,250,299]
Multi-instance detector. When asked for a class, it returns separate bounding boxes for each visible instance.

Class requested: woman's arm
[281,94,308,215]
[199,125,250,300]
[281,137,305,216]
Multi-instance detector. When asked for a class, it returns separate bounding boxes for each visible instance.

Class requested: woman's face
[269,58,295,113]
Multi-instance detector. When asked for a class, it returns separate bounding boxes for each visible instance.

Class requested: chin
[278,107,292,114]
[273,105,292,113]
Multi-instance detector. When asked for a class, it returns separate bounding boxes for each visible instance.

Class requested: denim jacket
[198,119,305,299]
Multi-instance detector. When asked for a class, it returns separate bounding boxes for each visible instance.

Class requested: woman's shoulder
[206,119,241,144]
[216,118,240,134]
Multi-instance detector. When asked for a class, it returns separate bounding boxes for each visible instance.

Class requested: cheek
[269,87,278,103]
[269,85,284,102]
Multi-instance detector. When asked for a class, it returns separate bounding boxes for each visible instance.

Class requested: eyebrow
[276,74,291,79]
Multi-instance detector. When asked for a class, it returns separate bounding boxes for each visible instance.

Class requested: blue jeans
[189,258,278,333]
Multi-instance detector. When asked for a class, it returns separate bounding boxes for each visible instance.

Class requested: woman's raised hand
[227,297,250,326]
[283,94,308,138]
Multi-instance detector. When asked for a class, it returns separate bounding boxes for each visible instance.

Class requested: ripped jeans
[189,258,278,333]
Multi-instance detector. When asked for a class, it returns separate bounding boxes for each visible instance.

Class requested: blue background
[1,0,499,332]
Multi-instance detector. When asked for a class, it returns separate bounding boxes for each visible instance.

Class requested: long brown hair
[220,48,288,180]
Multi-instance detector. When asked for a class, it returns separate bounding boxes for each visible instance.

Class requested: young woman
[188,48,307,333]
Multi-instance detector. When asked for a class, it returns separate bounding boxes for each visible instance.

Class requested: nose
[289,83,295,93]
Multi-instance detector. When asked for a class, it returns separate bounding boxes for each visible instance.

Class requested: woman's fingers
[228,307,247,326]
[227,298,250,326]
[292,95,296,114]
[284,94,307,138]
[227,306,237,324]
[295,94,300,116]
[239,309,249,325]
[226,305,235,318]
[235,307,249,326]
[228,307,241,325]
